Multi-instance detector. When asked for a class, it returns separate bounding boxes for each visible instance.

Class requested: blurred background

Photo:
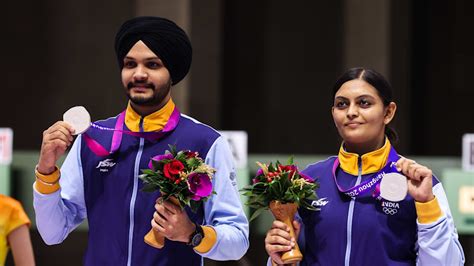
[1,0,473,265]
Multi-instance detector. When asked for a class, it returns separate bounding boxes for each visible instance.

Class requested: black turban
[114,16,192,85]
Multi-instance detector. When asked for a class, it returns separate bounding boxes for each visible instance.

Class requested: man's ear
[384,102,397,125]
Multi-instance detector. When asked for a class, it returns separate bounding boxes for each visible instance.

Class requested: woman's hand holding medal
[395,157,434,203]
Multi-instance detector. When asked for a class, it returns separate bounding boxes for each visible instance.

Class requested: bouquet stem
[269,200,303,264]
[144,196,181,249]
[144,229,165,248]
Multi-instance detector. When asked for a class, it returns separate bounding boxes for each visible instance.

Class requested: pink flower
[187,173,213,200]
[148,153,174,169]
[163,159,184,179]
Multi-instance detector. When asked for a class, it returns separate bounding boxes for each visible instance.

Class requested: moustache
[127,82,155,90]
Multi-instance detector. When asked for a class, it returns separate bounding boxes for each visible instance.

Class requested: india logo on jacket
[381,200,400,215]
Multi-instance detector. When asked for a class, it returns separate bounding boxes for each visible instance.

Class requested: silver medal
[63,106,91,135]
[379,172,408,202]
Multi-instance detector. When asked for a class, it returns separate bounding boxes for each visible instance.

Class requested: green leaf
[142,183,158,192]
[175,152,187,162]
[249,207,267,222]
[190,200,201,213]
[286,155,294,165]
[165,144,177,156]
[268,162,275,172]
[186,157,200,170]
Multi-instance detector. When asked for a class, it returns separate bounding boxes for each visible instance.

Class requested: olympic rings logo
[383,207,398,215]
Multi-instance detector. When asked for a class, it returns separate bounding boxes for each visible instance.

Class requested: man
[33,16,249,265]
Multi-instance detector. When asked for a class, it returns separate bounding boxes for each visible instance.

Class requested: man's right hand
[37,121,75,175]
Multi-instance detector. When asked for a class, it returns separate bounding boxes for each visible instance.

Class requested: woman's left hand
[395,157,435,203]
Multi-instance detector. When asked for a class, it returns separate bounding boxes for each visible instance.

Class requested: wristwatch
[187,223,204,247]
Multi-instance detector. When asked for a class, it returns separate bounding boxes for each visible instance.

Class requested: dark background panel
[411,0,474,155]
[1,0,133,150]
[222,0,344,154]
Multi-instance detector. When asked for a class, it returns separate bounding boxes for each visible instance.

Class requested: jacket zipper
[344,157,362,266]
[127,117,145,266]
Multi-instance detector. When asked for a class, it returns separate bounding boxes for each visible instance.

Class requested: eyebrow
[335,94,375,100]
[123,56,161,61]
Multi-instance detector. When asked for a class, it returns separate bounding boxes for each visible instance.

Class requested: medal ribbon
[332,146,399,199]
[82,107,180,157]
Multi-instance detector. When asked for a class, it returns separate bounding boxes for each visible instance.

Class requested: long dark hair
[332,67,398,144]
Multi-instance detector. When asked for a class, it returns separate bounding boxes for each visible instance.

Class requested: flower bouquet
[139,145,216,248]
[241,157,319,263]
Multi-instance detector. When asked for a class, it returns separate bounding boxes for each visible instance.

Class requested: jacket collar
[338,138,391,175]
[124,99,175,132]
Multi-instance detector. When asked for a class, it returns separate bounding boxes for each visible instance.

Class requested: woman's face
[332,79,396,151]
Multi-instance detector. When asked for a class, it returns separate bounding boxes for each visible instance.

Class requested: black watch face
[192,233,203,247]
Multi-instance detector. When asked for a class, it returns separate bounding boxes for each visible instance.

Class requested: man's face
[121,40,172,108]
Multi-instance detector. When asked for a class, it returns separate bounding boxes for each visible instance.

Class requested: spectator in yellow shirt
[0,194,35,265]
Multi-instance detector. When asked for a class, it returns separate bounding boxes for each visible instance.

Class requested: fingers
[411,166,432,182]
[265,222,296,265]
[42,122,75,153]
[265,221,295,250]
[271,220,290,232]
[267,221,293,243]
[151,200,194,242]
[44,122,74,142]
[270,220,295,242]
[265,230,294,247]
[154,201,175,220]
[38,122,76,173]
[396,157,434,202]
[395,157,432,182]
[267,247,285,265]
[159,199,181,215]
[395,157,415,173]
[151,212,165,232]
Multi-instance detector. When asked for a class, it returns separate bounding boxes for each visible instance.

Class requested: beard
[126,79,172,107]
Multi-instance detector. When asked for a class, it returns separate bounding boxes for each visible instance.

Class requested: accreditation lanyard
[331,147,399,199]
[82,107,180,157]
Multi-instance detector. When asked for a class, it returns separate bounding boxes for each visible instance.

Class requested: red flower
[184,151,199,159]
[280,165,297,178]
[163,159,184,179]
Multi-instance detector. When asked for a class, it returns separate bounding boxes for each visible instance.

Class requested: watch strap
[188,222,204,247]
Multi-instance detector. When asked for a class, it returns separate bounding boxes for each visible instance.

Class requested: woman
[264,68,465,265]
[0,194,35,265]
